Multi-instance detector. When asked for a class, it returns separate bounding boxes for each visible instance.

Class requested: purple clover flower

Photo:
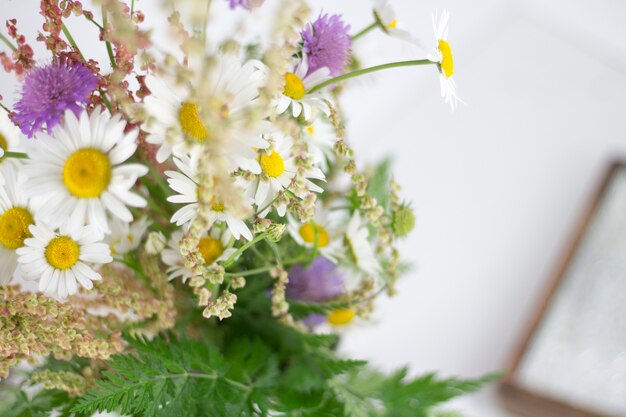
[302,13,352,77]
[227,0,264,10]
[14,61,98,138]
[287,257,344,326]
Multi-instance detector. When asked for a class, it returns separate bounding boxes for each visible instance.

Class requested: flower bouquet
[0,1,492,416]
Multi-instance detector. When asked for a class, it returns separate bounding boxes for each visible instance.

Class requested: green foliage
[0,388,69,417]
[61,330,497,417]
[336,369,501,417]
[71,335,277,417]
[367,157,394,210]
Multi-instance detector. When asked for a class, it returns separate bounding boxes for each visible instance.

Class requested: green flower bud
[392,205,415,238]
[267,223,286,243]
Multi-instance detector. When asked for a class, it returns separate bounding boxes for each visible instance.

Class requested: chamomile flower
[302,116,336,171]
[275,56,331,120]
[0,111,27,171]
[16,220,112,298]
[0,169,37,284]
[166,151,253,240]
[428,10,460,110]
[143,54,270,168]
[373,0,421,45]
[107,216,150,256]
[162,229,237,282]
[251,133,325,217]
[23,108,148,236]
[344,212,380,276]
[287,212,342,262]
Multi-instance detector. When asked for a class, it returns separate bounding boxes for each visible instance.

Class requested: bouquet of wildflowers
[0,0,492,416]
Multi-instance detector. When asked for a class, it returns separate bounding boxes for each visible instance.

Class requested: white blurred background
[3,1,626,415]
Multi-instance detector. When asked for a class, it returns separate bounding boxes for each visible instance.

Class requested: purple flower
[301,13,352,77]
[13,61,98,138]
[227,0,264,10]
[287,257,345,326]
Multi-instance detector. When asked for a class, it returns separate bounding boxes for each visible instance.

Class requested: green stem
[0,102,11,113]
[98,89,113,112]
[351,21,378,41]
[225,266,274,277]
[84,14,104,31]
[148,164,172,200]
[0,33,16,51]
[308,59,436,94]
[61,23,85,61]
[221,232,269,268]
[3,151,28,159]
[102,7,117,69]
[131,0,136,16]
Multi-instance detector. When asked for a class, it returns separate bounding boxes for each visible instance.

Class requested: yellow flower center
[63,149,112,198]
[212,200,225,212]
[283,72,305,100]
[0,207,34,250]
[178,102,209,141]
[0,133,7,159]
[388,19,398,29]
[328,308,355,326]
[306,125,315,136]
[45,236,80,270]
[198,236,224,265]
[196,187,226,212]
[298,222,329,247]
[259,151,285,178]
[438,39,454,78]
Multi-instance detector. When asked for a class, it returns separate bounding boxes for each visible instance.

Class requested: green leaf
[0,389,68,417]
[367,157,393,210]
[71,334,282,417]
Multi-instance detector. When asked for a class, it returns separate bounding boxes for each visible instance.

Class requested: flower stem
[102,7,117,69]
[351,22,378,41]
[84,14,104,31]
[307,59,436,94]
[0,102,11,113]
[3,151,28,159]
[98,89,113,112]
[131,0,136,16]
[222,232,269,268]
[0,33,16,51]
[61,23,85,62]
[224,266,273,277]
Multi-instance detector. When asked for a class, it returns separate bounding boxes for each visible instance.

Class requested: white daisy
[250,133,325,217]
[0,168,38,284]
[344,212,380,276]
[16,220,113,298]
[107,216,150,257]
[143,54,270,170]
[373,0,422,45]
[23,108,148,236]
[287,211,343,262]
[428,10,460,110]
[275,56,332,120]
[302,117,337,171]
[0,110,28,171]
[161,228,237,282]
[166,151,253,241]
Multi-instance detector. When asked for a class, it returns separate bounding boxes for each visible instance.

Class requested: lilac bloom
[287,257,344,326]
[13,61,98,138]
[227,0,264,10]
[301,13,352,76]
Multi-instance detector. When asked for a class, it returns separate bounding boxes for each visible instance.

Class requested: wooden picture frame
[500,161,626,417]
